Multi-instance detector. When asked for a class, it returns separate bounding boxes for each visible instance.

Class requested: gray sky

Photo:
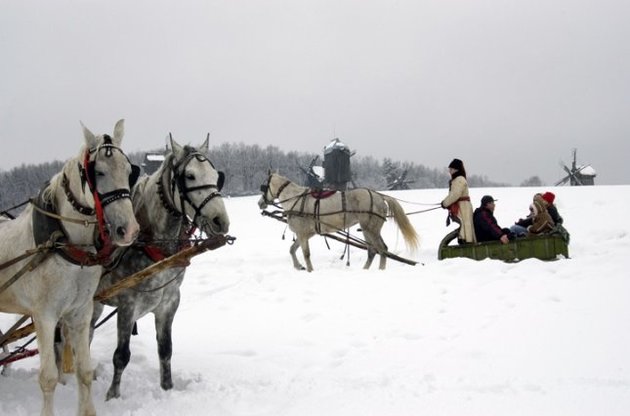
[1,0,629,185]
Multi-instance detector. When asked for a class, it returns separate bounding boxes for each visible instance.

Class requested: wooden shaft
[94,235,231,302]
[1,235,233,348]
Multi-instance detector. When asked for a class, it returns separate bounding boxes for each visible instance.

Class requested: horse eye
[95,170,105,177]
[186,174,195,181]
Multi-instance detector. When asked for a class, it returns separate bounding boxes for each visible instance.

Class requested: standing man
[473,195,511,244]
[441,158,476,244]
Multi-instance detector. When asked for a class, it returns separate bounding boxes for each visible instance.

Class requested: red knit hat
[542,192,555,205]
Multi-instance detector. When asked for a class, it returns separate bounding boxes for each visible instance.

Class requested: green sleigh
[438,225,570,262]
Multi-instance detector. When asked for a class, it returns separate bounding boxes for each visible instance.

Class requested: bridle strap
[158,151,223,228]
[275,180,291,200]
[80,142,135,246]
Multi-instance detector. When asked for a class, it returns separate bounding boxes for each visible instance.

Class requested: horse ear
[112,119,125,145]
[169,134,184,160]
[80,121,98,149]
[200,133,210,154]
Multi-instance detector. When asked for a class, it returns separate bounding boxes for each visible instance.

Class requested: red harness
[309,189,337,199]
[140,226,197,266]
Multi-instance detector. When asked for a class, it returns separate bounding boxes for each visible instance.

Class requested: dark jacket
[473,206,509,242]
[547,204,563,225]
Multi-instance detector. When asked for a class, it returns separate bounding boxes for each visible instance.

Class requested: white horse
[0,119,139,416]
[92,136,230,400]
[258,172,419,271]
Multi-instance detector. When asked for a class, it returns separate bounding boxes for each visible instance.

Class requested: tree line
[1,142,508,216]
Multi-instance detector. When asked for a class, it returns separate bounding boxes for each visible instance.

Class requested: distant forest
[0,142,511,216]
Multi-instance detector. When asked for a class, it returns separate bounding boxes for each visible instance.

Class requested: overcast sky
[1,0,629,185]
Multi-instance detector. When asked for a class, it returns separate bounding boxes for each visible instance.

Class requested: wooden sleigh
[438,227,570,262]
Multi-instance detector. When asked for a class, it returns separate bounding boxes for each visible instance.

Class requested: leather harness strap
[31,190,113,267]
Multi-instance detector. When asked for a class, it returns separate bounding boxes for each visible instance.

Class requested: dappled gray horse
[92,136,229,400]
[0,119,139,416]
[258,172,418,271]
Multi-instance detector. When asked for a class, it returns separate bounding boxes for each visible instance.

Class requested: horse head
[167,134,230,236]
[79,119,140,246]
[258,171,289,210]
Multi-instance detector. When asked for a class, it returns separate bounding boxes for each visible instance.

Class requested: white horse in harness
[0,120,139,416]
[92,136,230,400]
[258,172,419,271]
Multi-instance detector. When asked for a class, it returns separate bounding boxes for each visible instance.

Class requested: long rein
[271,184,441,220]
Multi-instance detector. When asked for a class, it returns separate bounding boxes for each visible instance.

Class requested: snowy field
[2,184,630,416]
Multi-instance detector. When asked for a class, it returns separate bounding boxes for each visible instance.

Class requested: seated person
[511,192,561,236]
[541,191,563,225]
[527,197,555,235]
[473,195,512,244]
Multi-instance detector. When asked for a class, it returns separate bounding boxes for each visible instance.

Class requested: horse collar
[62,173,96,216]
[32,187,114,267]
[156,173,183,219]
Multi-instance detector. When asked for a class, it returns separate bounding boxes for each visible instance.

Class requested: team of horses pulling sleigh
[0,120,232,416]
[1,121,569,415]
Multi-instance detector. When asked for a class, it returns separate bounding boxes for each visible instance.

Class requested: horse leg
[89,302,104,344]
[377,235,389,270]
[363,247,377,269]
[362,228,388,270]
[64,305,97,416]
[289,239,306,270]
[106,307,135,400]
[297,235,314,272]
[33,315,58,416]
[154,292,181,390]
[53,323,67,386]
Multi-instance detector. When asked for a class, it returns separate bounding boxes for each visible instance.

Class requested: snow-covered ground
[2,185,629,416]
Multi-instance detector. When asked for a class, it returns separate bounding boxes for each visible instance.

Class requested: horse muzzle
[201,213,230,236]
[109,219,140,246]
[257,196,268,210]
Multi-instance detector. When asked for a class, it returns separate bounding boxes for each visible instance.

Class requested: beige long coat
[442,176,476,243]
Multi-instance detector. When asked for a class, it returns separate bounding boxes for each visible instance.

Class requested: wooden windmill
[386,169,416,190]
[555,149,596,186]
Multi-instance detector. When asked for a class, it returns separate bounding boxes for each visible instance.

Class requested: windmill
[386,169,416,190]
[555,148,596,186]
[299,155,325,189]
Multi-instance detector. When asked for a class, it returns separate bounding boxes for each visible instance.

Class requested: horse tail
[382,195,419,252]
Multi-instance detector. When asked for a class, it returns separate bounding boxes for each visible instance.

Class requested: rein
[31,199,98,227]
[405,205,442,215]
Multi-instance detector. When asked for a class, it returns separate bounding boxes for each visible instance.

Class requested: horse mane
[41,150,84,208]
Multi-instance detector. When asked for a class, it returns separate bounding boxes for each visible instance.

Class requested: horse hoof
[105,389,120,401]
